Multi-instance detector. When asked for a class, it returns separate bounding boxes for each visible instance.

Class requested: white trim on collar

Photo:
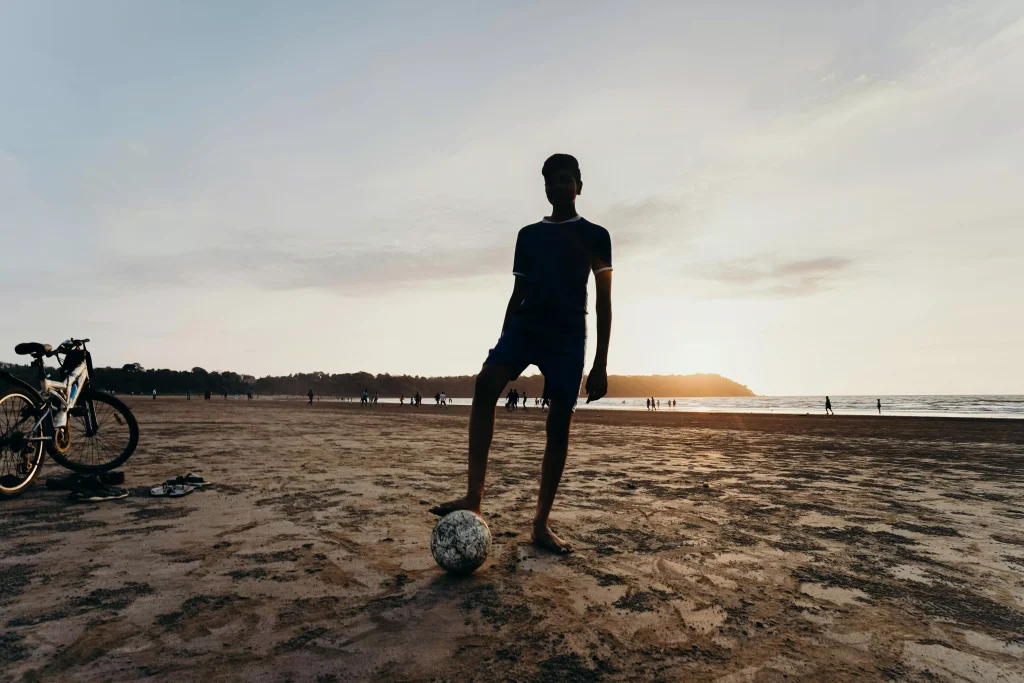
[541,215,583,224]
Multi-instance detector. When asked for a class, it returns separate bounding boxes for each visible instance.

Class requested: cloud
[109,240,513,293]
[93,196,698,294]
[596,197,681,231]
[594,195,704,259]
[691,255,855,298]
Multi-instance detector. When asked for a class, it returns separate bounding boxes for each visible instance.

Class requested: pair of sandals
[150,474,209,497]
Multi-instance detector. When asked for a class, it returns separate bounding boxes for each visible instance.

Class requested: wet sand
[2,399,1023,682]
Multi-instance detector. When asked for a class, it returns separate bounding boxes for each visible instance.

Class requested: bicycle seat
[14,342,52,356]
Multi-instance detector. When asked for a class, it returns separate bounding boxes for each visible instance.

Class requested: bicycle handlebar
[53,338,90,356]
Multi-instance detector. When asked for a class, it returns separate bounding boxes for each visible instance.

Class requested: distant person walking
[877,398,881,414]
[152,389,157,401]
[440,391,447,407]
[522,390,528,412]
[186,389,190,401]
[435,392,441,406]
[825,396,834,415]
[646,398,651,411]
[307,389,314,406]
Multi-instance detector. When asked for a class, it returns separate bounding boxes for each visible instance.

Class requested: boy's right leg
[430,363,517,516]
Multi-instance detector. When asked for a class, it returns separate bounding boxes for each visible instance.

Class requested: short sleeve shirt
[512,216,612,325]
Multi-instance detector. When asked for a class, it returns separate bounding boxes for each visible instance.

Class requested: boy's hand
[585,366,608,403]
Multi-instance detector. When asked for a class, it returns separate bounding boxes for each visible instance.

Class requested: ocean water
[315,395,1024,419]
[569,395,1024,419]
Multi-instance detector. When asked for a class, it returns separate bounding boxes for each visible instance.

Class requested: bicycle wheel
[48,389,139,473]
[0,392,45,497]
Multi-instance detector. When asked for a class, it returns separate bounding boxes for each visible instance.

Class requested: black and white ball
[431,510,491,574]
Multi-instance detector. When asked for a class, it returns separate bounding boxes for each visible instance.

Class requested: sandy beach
[2,398,1023,682]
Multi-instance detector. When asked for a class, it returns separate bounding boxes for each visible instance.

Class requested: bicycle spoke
[1,397,16,433]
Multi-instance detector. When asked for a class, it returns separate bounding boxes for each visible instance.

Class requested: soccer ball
[431,510,491,574]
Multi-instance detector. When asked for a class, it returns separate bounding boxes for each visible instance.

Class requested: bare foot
[531,523,573,554]
[429,496,481,517]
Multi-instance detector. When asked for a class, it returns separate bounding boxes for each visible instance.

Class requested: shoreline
[150,394,1024,425]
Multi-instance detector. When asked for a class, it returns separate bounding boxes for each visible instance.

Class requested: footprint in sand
[655,558,697,580]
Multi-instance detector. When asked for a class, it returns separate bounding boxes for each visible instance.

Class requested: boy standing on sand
[432,154,612,554]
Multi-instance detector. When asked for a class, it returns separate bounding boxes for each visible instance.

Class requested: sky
[1,0,1022,396]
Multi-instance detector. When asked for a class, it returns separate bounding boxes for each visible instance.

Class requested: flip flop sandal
[150,484,172,496]
[168,483,196,498]
[150,481,190,496]
[149,482,196,497]
[164,474,208,488]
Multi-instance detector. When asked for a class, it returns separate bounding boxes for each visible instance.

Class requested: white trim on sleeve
[593,266,613,274]
[512,271,526,277]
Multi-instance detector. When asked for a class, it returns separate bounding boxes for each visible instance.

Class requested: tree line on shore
[0,362,754,398]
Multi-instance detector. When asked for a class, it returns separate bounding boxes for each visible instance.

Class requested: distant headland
[0,362,754,398]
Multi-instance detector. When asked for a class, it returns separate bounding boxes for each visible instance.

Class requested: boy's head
[542,153,582,208]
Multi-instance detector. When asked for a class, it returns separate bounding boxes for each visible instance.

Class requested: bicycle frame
[27,342,97,440]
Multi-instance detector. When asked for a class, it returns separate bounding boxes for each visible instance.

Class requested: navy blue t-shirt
[512,216,612,327]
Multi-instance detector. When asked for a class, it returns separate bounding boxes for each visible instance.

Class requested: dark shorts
[484,317,586,409]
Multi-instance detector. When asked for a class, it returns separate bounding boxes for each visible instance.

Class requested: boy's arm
[586,270,612,402]
[502,276,528,332]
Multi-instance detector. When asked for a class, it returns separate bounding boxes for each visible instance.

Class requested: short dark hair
[542,154,581,183]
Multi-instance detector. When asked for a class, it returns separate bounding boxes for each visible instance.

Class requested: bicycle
[0,338,139,497]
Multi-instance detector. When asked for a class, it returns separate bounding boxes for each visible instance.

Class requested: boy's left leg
[532,399,574,553]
